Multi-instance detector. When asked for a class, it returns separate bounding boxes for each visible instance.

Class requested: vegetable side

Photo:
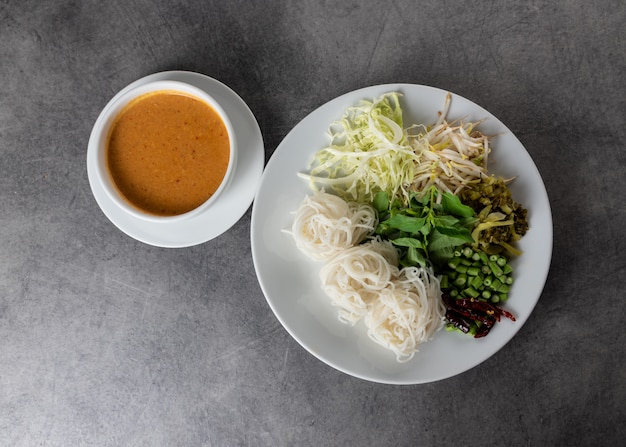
[299,91,529,340]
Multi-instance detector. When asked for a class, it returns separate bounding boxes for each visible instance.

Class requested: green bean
[470,275,483,290]
[467,266,480,276]
[440,275,449,289]
[489,261,503,276]
[490,278,502,291]
[479,251,490,264]
[464,287,479,298]
[497,284,510,294]
[448,258,461,270]
[440,246,516,306]
[454,274,467,287]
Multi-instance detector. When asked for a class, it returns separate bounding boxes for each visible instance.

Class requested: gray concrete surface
[1,1,624,446]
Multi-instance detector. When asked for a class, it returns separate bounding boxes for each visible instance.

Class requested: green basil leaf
[391,237,424,249]
[435,225,474,243]
[406,246,427,267]
[429,246,455,266]
[441,192,475,218]
[428,229,468,252]
[381,214,426,234]
[419,192,432,206]
[433,215,459,227]
[372,191,389,212]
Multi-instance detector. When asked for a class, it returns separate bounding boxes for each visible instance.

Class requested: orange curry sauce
[107,90,230,216]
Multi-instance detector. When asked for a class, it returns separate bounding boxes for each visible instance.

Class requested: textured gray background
[1,0,625,446]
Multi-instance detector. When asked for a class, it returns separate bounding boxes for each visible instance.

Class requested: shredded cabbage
[299,92,417,206]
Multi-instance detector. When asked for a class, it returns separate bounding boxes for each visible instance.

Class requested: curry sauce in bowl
[95,80,236,222]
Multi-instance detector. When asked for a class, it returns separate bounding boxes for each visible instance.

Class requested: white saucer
[87,71,265,248]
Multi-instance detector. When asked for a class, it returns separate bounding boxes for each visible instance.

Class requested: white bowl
[92,79,237,223]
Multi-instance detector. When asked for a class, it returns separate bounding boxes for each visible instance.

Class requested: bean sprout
[408,93,490,197]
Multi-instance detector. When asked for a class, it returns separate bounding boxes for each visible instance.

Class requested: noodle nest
[290,192,446,362]
[290,191,377,261]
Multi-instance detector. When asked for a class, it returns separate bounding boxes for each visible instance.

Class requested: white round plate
[251,84,552,384]
[87,71,264,248]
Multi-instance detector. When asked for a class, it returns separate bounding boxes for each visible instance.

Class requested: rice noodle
[320,238,399,324]
[364,267,445,362]
[289,191,377,261]
[319,238,445,362]
[288,178,445,362]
